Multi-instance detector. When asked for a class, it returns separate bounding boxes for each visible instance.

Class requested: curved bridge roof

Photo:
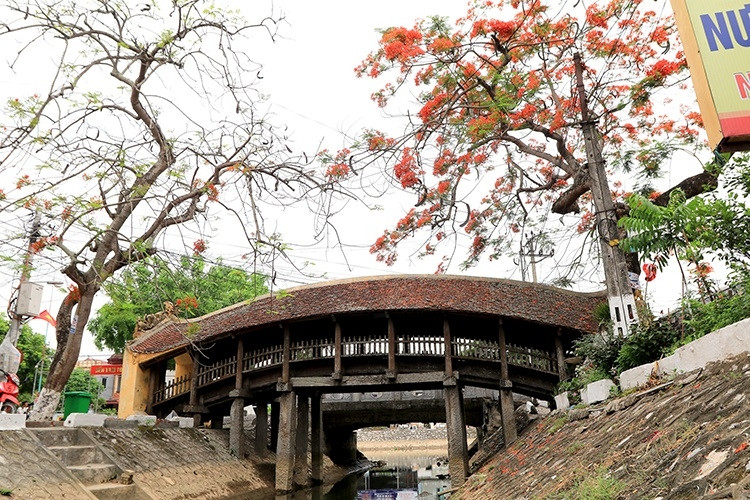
[129,274,606,354]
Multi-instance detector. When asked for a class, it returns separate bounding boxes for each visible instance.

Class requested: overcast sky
[6,0,705,358]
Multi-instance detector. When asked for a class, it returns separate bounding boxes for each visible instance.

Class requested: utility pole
[574,53,638,336]
[520,232,554,284]
[0,210,42,373]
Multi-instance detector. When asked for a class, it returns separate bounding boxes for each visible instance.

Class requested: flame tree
[349,0,720,280]
[0,0,344,420]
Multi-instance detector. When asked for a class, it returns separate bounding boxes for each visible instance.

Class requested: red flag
[33,309,57,328]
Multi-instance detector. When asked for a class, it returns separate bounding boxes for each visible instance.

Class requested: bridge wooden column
[293,395,310,487]
[387,314,397,379]
[444,377,469,486]
[498,318,517,446]
[270,401,279,452]
[276,325,297,494]
[229,338,246,458]
[310,392,323,485]
[556,328,568,381]
[443,318,469,487]
[333,317,342,380]
[275,387,297,494]
[254,402,269,455]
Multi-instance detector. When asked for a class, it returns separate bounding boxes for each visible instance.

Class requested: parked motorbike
[0,368,20,413]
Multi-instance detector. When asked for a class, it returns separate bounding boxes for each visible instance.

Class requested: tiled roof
[128,275,606,354]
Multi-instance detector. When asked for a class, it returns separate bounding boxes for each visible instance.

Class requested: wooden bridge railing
[197,355,237,387]
[151,334,559,405]
[507,343,558,374]
[153,374,191,405]
[291,338,334,361]
[244,344,284,371]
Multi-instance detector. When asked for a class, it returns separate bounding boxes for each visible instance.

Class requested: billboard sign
[90,364,123,376]
[671,0,750,151]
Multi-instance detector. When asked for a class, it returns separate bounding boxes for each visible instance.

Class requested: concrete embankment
[452,352,750,499]
[0,426,354,499]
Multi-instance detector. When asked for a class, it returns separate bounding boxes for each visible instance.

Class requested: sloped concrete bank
[0,426,354,499]
[453,351,750,499]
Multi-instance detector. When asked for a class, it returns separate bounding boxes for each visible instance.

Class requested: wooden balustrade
[397,336,445,356]
[153,374,191,404]
[507,343,558,374]
[452,338,501,360]
[342,336,388,356]
[152,334,560,406]
[243,344,284,371]
[197,355,237,388]
[290,338,335,361]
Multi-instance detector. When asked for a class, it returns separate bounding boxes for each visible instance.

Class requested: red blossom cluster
[204,183,219,201]
[323,148,352,179]
[192,239,207,255]
[692,262,713,278]
[393,148,421,188]
[65,284,80,305]
[381,27,424,64]
[30,236,59,253]
[356,0,693,267]
[176,296,199,311]
[16,175,31,189]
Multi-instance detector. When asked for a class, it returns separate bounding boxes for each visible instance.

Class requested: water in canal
[286,454,452,500]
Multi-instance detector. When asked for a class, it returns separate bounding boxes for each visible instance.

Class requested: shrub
[573,331,624,376]
[616,317,681,372]
[682,277,750,340]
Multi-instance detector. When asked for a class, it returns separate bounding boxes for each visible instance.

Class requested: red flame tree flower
[354,0,716,274]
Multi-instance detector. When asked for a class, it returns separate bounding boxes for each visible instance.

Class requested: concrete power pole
[521,232,554,284]
[0,210,42,372]
[574,53,639,336]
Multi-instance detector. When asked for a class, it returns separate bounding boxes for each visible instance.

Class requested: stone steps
[88,482,145,500]
[67,463,119,484]
[32,427,88,447]
[30,428,150,499]
[49,444,105,466]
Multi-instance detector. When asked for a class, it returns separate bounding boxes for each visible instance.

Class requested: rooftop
[128,274,606,354]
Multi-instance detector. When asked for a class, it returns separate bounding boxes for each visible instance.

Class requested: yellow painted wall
[174,352,194,381]
[118,350,159,418]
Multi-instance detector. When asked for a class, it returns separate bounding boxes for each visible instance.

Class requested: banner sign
[90,364,122,376]
[671,0,750,151]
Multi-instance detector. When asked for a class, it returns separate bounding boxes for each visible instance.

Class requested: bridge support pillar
[294,395,310,488]
[311,393,323,485]
[499,381,517,446]
[254,403,269,455]
[324,428,358,464]
[275,390,297,494]
[270,401,280,452]
[444,379,469,487]
[229,398,245,458]
[209,410,224,429]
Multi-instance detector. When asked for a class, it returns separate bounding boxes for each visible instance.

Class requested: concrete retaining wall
[620,318,750,390]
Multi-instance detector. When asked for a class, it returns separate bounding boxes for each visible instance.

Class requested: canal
[283,453,452,500]
[281,425,470,499]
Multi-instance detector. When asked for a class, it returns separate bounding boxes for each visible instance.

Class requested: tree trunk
[29,288,96,421]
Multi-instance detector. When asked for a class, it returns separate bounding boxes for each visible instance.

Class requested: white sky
[3,0,711,358]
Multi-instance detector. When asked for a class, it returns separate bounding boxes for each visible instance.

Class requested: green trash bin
[63,391,92,419]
